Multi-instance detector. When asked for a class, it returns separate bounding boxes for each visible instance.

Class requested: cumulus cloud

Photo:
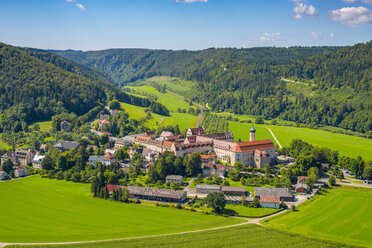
[361,0,372,3]
[258,32,282,42]
[343,0,372,3]
[294,2,317,18]
[343,0,357,3]
[330,6,372,26]
[65,0,75,2]
[75,3,86,11]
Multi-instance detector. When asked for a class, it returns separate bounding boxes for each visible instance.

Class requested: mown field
[263,186,372,247]
[31,121,52,132]
[225,121,372,160]
[7,224,356,248]
[0,176,243,243]
[120,102,197,131]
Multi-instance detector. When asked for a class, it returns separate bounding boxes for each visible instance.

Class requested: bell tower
[250,125,256,142]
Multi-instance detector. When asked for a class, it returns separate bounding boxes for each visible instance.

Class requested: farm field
[124,85,192,111]
[225,121,372,160]
[263,186,372,247]
[120,102,197,131]
[268,125,372,160]
[0,176,243,243]
[8,224,355,248]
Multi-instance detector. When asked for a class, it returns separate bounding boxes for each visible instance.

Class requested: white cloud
[361,0,372,3]
[65,0,75,2]
[259,32,282,42]
[330,6,372,26]
[294,2,317,18]
[75,3,86,11]
[343,0,357,3]
[308,32,336,39]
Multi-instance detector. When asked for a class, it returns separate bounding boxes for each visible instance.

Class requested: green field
[268,125,372,160]
[125,85,192,112]
[263,186,372,247]
[32,121,52,132]
[0,134,11,149]
[224,121,372,160]
[0,176,243,243]
[225,204,280,218]
[120,102,197,131]
[8,224,356,248]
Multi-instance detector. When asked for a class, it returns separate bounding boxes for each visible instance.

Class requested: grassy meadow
[0,176,243,243]
[263,186,372,247]
[120,102,197,131]
[7,224,356,248]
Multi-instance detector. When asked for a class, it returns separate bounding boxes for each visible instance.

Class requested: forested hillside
[0,43,170,133]
[54,43,371,134]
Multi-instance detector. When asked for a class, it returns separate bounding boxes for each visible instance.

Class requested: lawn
[263,186,372,247]
[267,125,372,160]
[120,102,197,131]
[7,224,356,248]
[225,204,281,218]
[225,120,372,160]
[0,134,11,149]
[0,176,243,243]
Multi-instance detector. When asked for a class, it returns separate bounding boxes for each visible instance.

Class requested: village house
[186,127,206,136]
[200,154,217,163]
[160,131,174,140]
[254,187,293,202]
[114,135,138,149]
[0,170,9,180]
[225,195,253,205]
[109,109,119,115]
[165,175,184,184]
[260,195,281,209]
[99,119,110,129]
[32,153,45,169]
[297,176,308,184]
[14,167,28,178]
[202,162,227,178]
[1,149,36,166]
[60,120,71,132]
[53,141,80,152]
[142,149,160,162]
[295,183,310,193]
[102,153,116,166]
[204,131,234,142]
[88,155,102,165]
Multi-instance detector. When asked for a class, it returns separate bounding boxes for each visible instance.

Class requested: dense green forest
[53,43,371,134]
[0,43,170,133]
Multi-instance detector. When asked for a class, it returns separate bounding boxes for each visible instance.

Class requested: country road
[0,209,288,248]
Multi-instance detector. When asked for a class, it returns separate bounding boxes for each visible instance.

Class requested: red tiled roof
[102,153,115,160]
[189,127,206,135]
[106,184,123,192]
[200,154,217,159]
[231,139,274,152]
[260,195,280,203]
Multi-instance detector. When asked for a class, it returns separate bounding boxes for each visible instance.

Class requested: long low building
[254,187,293,201]
[106,185,187,203]
[196,185,246,195]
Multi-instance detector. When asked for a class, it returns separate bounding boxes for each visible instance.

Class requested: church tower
[250,125,256,142]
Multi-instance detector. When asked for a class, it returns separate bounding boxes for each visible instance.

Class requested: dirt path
[267,128,282,149]
[0,208,289,247]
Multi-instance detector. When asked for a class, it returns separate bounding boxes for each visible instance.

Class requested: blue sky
[0,0,371,50]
